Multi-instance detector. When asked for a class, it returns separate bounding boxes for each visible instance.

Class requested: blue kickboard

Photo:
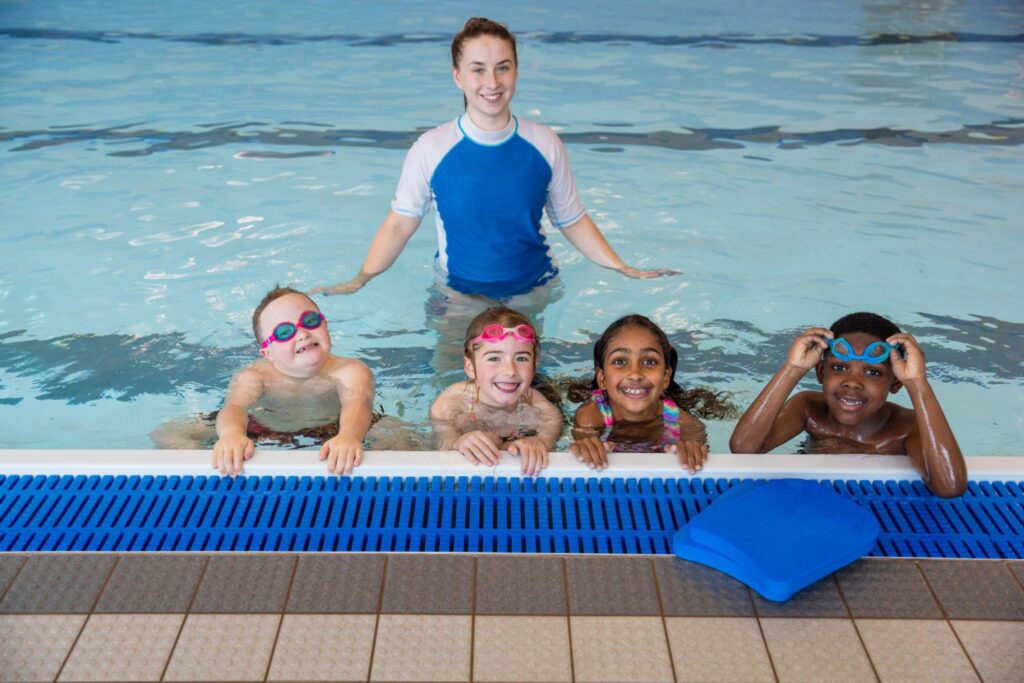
[672,479,880,601]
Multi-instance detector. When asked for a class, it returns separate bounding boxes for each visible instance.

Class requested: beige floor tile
[163,613,280,681]
[58,614,183,682]
[0,615,85,683]
[370,614,471,682]
[952,621,1024,683]
[570,616,674,683]
[760,618,874,683]
[666,617,774,683]
[474,616,572,683]
[857,619,979,682]
[267,614,376,682]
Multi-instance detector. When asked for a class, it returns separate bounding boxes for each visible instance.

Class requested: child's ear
[814,361,825,384]
[463,355,476,380]
[596,368,607,390]
[889,378,903,394]
[259,347,271,360]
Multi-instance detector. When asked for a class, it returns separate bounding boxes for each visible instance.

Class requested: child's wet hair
[251,286,318,344]
[828,312,900,356]
[451,17,518,68]
[463,306,539,364]
[587,314,737,420]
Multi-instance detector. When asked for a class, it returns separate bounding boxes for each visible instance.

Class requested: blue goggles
[827,337,895,364]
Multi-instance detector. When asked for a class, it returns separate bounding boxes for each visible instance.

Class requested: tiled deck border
[0,553,1020,682]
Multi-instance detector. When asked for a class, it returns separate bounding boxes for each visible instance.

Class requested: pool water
[1,0,1022,453]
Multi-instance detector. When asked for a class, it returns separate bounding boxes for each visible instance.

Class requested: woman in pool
[313,17,676,300]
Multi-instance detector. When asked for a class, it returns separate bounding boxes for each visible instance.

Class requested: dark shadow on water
[1,313,1020,407]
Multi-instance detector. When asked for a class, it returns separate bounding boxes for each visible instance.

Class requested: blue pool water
[0,0,1022,452]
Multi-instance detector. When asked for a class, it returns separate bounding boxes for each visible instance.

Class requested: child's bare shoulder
[323,355,373,384]
[430,382,472,419]
[573,400,603,427]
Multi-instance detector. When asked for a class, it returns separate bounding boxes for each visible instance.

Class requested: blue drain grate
[0,475,1021,557]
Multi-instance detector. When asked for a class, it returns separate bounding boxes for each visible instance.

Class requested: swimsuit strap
[592,389,681,445]
[591,388,614,441]
[661,397,681,445]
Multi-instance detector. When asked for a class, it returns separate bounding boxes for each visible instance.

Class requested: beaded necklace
[591,388,681,445]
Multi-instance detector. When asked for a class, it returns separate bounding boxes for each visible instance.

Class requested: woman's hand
[616,265,681,279]
[310,279,365,296]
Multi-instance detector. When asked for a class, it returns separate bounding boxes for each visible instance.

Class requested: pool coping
[0,450,1021,481]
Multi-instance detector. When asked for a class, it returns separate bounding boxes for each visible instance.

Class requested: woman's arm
[311,211,422,295]
[561,215,679,279]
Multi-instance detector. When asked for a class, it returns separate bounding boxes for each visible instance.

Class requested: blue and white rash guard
[391,114,587,297]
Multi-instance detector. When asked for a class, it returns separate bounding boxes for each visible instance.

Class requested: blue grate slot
[0,475,1021,557]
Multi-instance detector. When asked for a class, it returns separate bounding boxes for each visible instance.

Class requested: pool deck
[0,451,1022,681]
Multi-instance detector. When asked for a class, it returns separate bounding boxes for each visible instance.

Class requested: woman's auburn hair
[451,17,518,67]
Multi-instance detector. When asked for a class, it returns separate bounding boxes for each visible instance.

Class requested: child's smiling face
[597,325,672,421]
[464,336,535,409]
[816,331,900,425]
[258,292,331,377]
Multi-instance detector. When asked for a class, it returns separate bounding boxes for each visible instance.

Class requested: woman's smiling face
[452,34,517,130]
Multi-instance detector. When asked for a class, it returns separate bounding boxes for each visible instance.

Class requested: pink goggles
[470,323,536,347]
[261,310,324,348]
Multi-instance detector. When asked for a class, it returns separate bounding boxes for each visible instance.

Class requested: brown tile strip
[189,554,295,613]
[0,555,25,601]
[566,556,660,616]
[94,554,205,613]
[475,555,566,615]
[836,558,942,619]
[919,559,1024,620]
[654,557,755,616]
[751,574,847,618]
[381,554,474,614]
[287,553,385,613]
[0,555,116,614]
[1008,560,1024,588]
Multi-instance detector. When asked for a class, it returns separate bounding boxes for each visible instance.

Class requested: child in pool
[729,312,967,498]
[430,307,562,475]
[152,287,376,476]
[570,315,709,473]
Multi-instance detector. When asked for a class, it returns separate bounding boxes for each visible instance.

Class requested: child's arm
[212,368,265,476]
[729,328,832,453]
[888,333,968,498]
[322,360,375,475]
[569,401,611,471]
[429,386,502,466]
[506,391,563,476]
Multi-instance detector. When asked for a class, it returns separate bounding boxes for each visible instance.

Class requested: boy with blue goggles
[730,312,967,498]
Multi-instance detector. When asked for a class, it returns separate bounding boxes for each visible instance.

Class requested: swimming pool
[1,0,1022,453]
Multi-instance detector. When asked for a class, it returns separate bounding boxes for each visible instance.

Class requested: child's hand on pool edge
[212,433,254,477]
[453,430,502,466]
[319,434,363,475]
[570,435,611,471]
[507,436,549,476]
[669,440,708,474]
